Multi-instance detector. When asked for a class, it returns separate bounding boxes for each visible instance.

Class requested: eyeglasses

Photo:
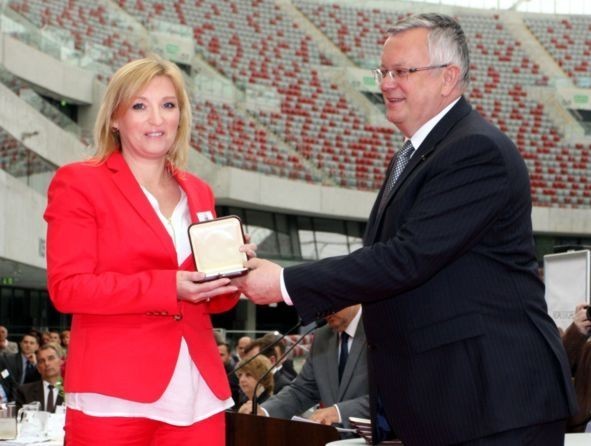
[372,64,450,83]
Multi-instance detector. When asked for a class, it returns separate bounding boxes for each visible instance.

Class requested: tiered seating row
[523,15,591,88]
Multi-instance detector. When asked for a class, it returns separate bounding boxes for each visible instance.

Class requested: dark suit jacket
[0,353,41,398]
[262,321,369,429]
[284,97,577,445]
[16,381,64,412]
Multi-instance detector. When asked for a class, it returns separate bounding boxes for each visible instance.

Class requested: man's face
[0,327,7,342]
[237,337,251,359]
[326,306,358,333]
[36,348,63,381]
[20,335,39,355]
[379,28,449,137]
[49,332,61,345]
[218,344,231,365]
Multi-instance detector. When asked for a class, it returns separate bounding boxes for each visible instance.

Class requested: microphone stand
[251,319,327,415]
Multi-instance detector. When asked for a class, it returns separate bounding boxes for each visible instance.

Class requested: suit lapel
[33,382,44,410]
[106,152,177,265]
[368,97,473,243]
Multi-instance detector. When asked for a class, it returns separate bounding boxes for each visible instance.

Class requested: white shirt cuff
[260,407,270,417]
[280,269,293,306]
[334,404,342,423]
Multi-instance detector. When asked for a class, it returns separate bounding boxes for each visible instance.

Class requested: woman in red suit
[44,56,253,445]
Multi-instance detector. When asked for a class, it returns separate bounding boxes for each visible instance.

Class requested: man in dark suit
[235,13,577,446]
[0,333,41,399]
[16,343,64,412]
[251,305,369,430]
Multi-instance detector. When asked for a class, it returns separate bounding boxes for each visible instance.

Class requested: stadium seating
[4,0,591,207]
[523,14,591,88]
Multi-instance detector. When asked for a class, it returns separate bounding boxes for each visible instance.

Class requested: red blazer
[44,152,238,402]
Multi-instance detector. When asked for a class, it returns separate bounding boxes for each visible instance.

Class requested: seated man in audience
[562,303,591,432]
[262,332,297,381]
[0,325,18,354]
[245,305,369,431]
[16,343,65,413]
[244,336,293,394]
[217,339,242,406]
[235,336,252,361]
[0,332,42,398]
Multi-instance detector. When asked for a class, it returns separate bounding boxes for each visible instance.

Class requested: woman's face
[237,371,258,399]
[112,75,180,163]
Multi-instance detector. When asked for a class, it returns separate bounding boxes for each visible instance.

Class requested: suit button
[173,314,183,321]
[367,343,376,351]
[146,312,153,316]
[161,311,168,316]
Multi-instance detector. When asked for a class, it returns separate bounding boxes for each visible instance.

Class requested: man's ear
[441,65,461,96]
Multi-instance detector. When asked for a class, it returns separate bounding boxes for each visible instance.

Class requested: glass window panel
[297,216,317,260]
[314,218,348,259]
[275,214,294,258]
[244,210,279,257]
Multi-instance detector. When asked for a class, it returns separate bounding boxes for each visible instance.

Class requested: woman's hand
[177,271,238,303]
[573,303,591,335]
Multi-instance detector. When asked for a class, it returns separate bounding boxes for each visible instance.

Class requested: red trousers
[64,408,225,446]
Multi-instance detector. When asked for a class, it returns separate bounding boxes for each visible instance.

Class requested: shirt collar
[408,97,461,153]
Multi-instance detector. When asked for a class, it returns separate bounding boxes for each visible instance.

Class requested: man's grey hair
[387,13,470,88]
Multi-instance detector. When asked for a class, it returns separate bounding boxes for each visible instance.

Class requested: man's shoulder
[17,380,40,394]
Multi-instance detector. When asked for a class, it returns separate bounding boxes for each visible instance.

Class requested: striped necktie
[379,140,415,209]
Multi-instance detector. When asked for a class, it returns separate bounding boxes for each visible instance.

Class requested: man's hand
[232,258,284,305]
[309,406,340,425]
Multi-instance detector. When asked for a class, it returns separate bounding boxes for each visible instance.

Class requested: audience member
[48,331,61,346]
[11,333,40,384]
[249,306,369,430]
[217,340,241,406]
[0,326,18,354]
[244,336,292,393]
[261,332,297,381]
[15,343,65,412]
[60,330,70,350]
[562,303,591,432]
[0,333,41,400]
[236,356,274,412]
[236,336,251,361]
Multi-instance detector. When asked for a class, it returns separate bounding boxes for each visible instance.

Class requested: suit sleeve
[285,134,514,321]
[261,348,321,419]
[335,395,370,428]
[44,167,179,316]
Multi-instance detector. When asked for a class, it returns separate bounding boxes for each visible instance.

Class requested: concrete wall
[0,34,94,104]
[0,170,46,270]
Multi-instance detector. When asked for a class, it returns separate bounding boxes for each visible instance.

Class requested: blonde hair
[93,55,192,170]
[236,355,275,395]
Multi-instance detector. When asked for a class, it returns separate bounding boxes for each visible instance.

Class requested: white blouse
[67,186,233,425]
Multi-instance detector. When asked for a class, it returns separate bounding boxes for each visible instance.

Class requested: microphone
[228,319,303,377]
[251,319,327,415]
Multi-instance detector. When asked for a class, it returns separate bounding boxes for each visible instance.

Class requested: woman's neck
[123,152,170,190]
